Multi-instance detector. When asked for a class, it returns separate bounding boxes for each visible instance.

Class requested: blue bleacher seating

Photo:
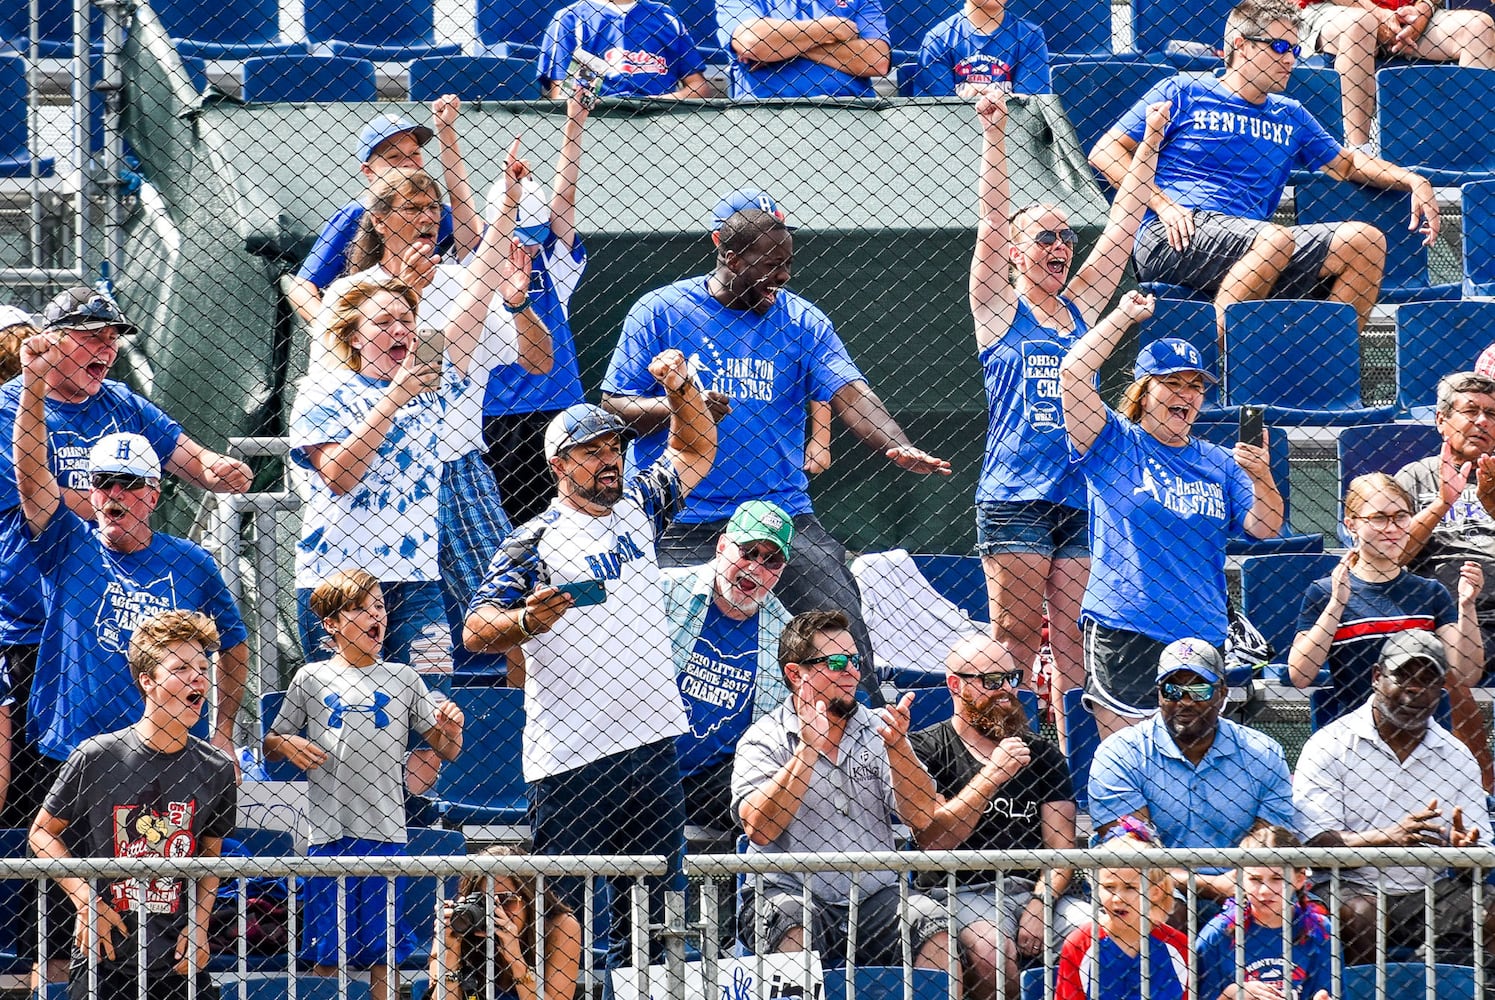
[1310,684,1452,731]
[1053,58,1176,156]
[910,552,990,625]
[885,0,954,61]
[151,0,301,59]
[409,55,535,101]
[305,0,460,61]
[1223,299,1398,425]
[1337,423,1443,504]
[1285,65,1344,183]
[1012,0,1112,60]
[403,826,466,969]
[0,54,54,179]
[242,54,378,102]
[1396,301,1495,418]
[1021,966,1048,1000]
[1061,687,1099,811]
[1131,0,1235,67]
[477,0,568,57]
[258,690,304,782]
[0,0,87,58]
[823,966,953,1000]
[1135,297,1226,413]
[432,686,529,827]
[0,828,29,974]
[1240,553,1341,683]
[1294,175,1461,304]
[206,828,297,974]
[1193,422,1326,556]
[670,0,732,63]
[1378,66,1495,185]
[1463,179,1495,297]
[1341,963,1477,1000]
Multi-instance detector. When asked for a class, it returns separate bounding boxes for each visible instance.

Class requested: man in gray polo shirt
[731,609,959,975]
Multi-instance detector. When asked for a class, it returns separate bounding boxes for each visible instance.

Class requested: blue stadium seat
[258,690,306,782]
[1294,174,1461,304]
[151,0,301,59]
[0,828,29,975]
[1378,66,1495,185]
[1053,58,1176,155]
[431,686,529,827]
[242,54,378,102]
[0,0,87,58]
[1335,422,1442,546]
[403,827,466,969]
[0,54,54,178]
[1012,0,1112,60]
[1061,687,1099,811]
[1131,0,1235,66]
[823,965,954,1000]
[1341,963,1477,1000]
[1222,299,1398,425]
[1285,65,1344,183]
[1135,297,1227,414]
[1021,966,1048,1000]
[670,0,732,63]
[885,0,954,61]
[1395,301,1495,418]
[305,0,460,61]
[1192,422,1326,556]
[1240,553,1340,684]
[409,55,535,101]
[910,552,989,624]
[1463,179,1495,296]
[477,0,568,56]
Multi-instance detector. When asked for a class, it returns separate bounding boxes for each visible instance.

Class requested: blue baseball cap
[1134,338,1217,384]
[711,188,792,232]
[543,404,636,461]
[357,114,434,164]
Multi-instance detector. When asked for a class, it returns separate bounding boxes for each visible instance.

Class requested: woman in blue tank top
[969,90,1156,748]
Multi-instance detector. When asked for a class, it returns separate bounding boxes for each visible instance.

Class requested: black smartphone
[555,579,607,607]
[1238,404,1265,446]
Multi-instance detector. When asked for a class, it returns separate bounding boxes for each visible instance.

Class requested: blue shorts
[975,500,1090,560]
[301,838,416,969]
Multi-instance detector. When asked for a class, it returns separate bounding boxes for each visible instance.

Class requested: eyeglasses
[1244,35,1302,56]
[800,653,862,673]
[953,669,1026,690]
[1352,510,1412,529]
[732,542,786,570]
[1450,404,1495,423]
[90,473,152,491]
[1158,680,1219,703]
[390,201,441,217]
[1028,228,1078,248]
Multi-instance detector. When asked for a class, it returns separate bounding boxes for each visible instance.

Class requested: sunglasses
[1244,35,1302,56]
[90,473,152,491]
[800,653,862,673]
[953,669,1026,691]
[1030,228,1078,248]
[733,542,786,570]
[1158,680,1219,703]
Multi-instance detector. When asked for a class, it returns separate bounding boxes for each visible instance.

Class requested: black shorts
[1083,621,1222,719]
[1134,211,1338,299]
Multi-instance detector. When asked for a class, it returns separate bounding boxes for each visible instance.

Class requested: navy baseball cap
[357,114,434,164]
[1134,338,1217,384]
[711,188,792,232]
[40,287,136,337]
[1156,638,1224,684]
[543,404,636,461]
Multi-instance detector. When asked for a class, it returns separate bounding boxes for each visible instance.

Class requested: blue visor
[516,223,552,247]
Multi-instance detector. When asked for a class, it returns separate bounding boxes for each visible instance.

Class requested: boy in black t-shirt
[30,610,236,1000]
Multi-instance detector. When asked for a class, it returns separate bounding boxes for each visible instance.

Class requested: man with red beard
[910,635,1084,1000]
[663,499,795,831]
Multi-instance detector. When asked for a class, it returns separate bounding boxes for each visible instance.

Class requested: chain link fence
[4,0,1495,995]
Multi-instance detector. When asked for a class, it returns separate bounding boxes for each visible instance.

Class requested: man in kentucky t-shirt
[1088,0,1439,340]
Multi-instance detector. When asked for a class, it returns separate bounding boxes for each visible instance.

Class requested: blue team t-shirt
[539,0,707,97]
[0,378,183,645]
[1196,898,1334,1000]
[295,201,457,291]
[1295,569,1456,724]
[481,232,587,417]
[913,12,1051,98]
[27,509,248,761]
[1074,411,1253,644]
[1115,76,1342,224]
[675,602,759,776]
[716,0,889,99]
[601,276,864,522]
[977,296,1085,507]
[1058,923,1190,1000]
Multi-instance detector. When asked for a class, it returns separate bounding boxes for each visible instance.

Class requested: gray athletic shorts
[739,883,947,966]
[1134,211,1338,298]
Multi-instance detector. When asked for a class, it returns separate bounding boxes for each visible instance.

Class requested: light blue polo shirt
[1088,713,1294,864]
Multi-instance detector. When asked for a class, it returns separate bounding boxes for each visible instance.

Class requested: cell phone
[413,328,445,369]
[555,579,607,607]
[1238,404,1265,446]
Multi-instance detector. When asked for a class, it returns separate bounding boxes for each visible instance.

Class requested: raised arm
[653,350,717,496]
[1060,291,1155,456]
[431,95,481,260]
[970,90,1020,349]
[1443,560,1486,688]
[878,694,941,832]
[1287,558,1352,688]
[14,333,61,536]
[549,85,592,250]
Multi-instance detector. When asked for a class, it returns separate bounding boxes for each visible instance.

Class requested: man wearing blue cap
[602,189,951,705]
[285,95,480,325]
[464,349,715,967]
[1088,637,1294,922]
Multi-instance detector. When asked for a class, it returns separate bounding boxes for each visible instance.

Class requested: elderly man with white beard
[663,499,796,831]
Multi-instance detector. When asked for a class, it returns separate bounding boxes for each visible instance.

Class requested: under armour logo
[324,691,392,729]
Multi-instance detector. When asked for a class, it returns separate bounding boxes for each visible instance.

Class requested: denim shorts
[976,500,1090,560]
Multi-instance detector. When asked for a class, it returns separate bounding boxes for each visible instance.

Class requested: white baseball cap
[87,432,161,480]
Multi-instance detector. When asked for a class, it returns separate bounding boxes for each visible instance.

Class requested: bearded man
[910,635,1085,1000]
